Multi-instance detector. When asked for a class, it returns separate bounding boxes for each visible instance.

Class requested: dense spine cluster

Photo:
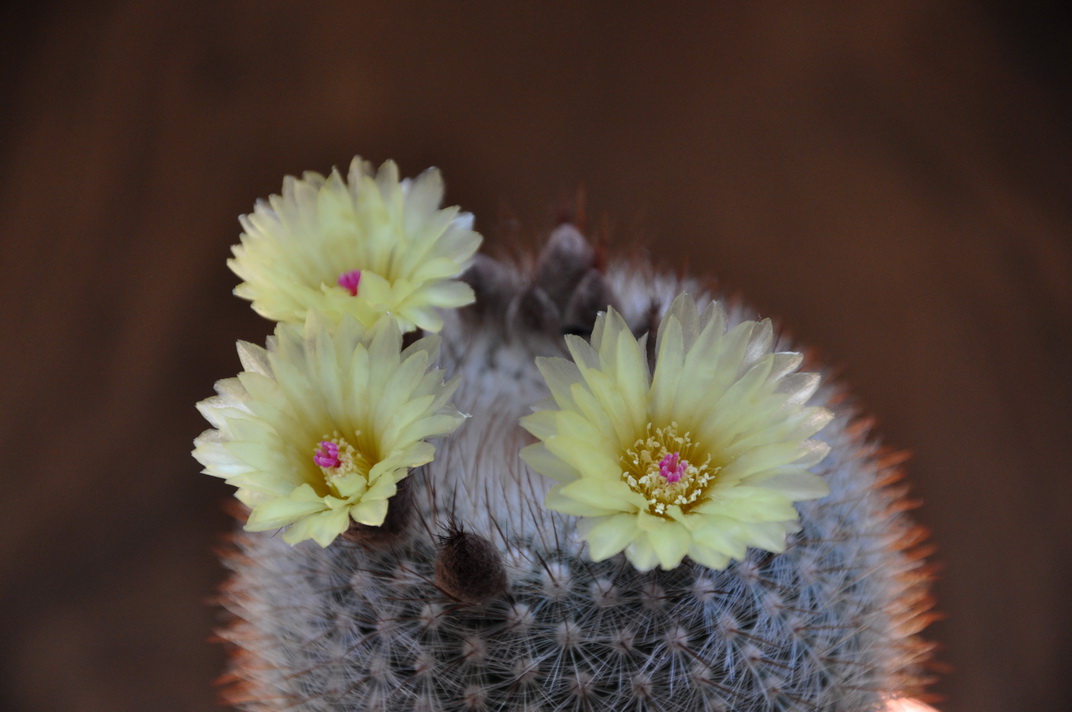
[215,226,935,711]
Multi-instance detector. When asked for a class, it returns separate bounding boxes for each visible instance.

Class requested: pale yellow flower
[193,313,464,546]
[229,158,482,333]
[520,294,832,571]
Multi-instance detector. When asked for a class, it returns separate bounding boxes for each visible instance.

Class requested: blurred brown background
[1,2,1069,711]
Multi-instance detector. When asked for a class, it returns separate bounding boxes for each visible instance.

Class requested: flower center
[621,422,717,517]
[659,452,687,483]
[313,441,341,468]
[337,269,362,296]
[313,431,371,486]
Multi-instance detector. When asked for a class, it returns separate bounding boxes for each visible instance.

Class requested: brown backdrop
[2,2,1070,711]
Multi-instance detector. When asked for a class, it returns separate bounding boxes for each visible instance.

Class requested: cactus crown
[201,164,936,711]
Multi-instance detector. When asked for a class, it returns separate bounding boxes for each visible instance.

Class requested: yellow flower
[520,294,832,571]
[229,158,482,333]
[193,313,464,547]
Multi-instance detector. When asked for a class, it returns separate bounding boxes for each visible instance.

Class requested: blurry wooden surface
[1,2,1070,711]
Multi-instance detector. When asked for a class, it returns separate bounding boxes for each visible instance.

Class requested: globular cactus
[211,220,936,711]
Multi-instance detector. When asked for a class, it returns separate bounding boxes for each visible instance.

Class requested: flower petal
[228,157,482,333]
[521,292,833,573]
[646,518,692,570]
[582,513,641,560]
[195,310,464,548]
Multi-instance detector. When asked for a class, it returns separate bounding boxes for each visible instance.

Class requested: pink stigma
[314,441,341,468]
[337,270,362,296]
[659,452,687,483]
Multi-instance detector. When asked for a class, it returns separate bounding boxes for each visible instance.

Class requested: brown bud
[562,268,617,336]
[507,285,559,336]
[460,254,514,320]
[434,524,508,605]
[535,224,595,309]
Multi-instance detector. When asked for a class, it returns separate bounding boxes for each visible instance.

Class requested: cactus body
[216,231,934,711]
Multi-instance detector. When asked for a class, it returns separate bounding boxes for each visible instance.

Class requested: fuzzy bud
[562,268,617,336]
[535,224,595,309]
[434,524,509,605]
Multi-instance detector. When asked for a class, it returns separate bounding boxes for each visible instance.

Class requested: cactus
[212,223,936,712]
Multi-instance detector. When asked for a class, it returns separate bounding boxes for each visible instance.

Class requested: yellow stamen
[621,422,718,517]
[314,430,372,492]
